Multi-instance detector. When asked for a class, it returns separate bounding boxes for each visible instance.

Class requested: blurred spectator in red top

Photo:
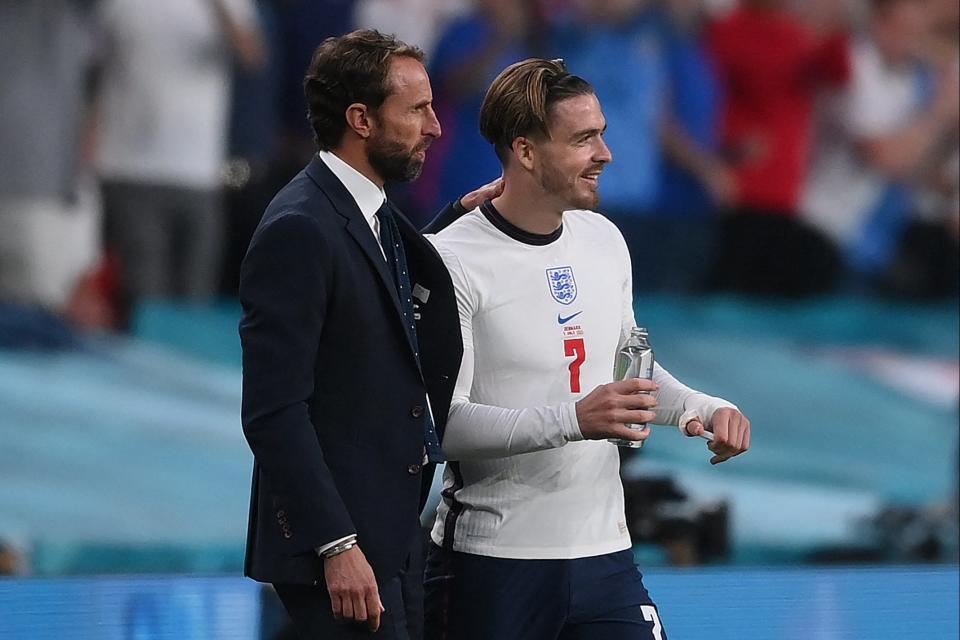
[709,0,851,211]
[707,0,852,296]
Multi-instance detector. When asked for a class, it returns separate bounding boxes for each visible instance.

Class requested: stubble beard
[539,163,600,211]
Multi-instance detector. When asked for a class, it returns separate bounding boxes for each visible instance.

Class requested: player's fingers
[741,417,751,452]
[724,413,743,453]
[609,378,659,395]
[732,414,750,456]
[617,409,656,426]
[621,392,657,410]
[723,413,750,458]
[683,419,705,438]
[708,438,734,459]
[710,410,730,449]
[709,439,735,464]
[610,424,651,441]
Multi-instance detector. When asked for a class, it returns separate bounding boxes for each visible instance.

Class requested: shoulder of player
[428,208,499,249]
[563,209,625,239]
[426,210,489,271]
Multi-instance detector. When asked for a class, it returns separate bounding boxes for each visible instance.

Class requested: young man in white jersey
[423,59,751,640]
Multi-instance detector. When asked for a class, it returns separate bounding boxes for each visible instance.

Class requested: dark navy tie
[377,202,444,463]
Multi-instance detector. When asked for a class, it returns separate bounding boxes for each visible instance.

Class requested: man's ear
[512,137,536,171]
[345,103,373,139]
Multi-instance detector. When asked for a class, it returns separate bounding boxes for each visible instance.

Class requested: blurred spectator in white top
[94,0,264,326]
[801,0,959,296]
[0,1,108,327]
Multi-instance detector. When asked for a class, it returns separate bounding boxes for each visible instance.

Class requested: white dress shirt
[318,150,386,258]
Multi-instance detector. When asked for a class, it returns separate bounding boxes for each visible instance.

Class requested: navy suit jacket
[239,156,463,585]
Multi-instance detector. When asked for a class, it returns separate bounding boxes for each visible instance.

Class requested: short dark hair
[479,58,595,163]
[303,29,425,150]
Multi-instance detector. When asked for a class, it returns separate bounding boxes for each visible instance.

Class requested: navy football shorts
[424,544,667,640]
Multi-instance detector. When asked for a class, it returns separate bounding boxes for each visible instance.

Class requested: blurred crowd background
[0,0,957,329]
[0,0,958,597]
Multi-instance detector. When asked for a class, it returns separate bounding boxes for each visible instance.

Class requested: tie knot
[376,200,394,222]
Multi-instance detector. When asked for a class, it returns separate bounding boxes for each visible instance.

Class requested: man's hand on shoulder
[575,378,659,444]
[458,177,504,211]
[323,546,384,631]
[683,408,751,465]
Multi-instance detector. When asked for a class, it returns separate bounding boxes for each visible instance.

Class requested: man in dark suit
[239,29,497,639]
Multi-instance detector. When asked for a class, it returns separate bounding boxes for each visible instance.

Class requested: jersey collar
[480,200,563,246]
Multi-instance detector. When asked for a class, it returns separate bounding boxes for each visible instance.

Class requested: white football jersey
[428,202,733,559]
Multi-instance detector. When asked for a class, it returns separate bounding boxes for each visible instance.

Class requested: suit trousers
[275,534,426,640]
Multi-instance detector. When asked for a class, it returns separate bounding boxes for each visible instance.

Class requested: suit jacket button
[411,405,424,418]
[407,464,421,475]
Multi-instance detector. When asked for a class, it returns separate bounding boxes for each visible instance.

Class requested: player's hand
[575,378,658,443]
[323,546,384,631]
[458,177,504,211]
[683,408,750,465]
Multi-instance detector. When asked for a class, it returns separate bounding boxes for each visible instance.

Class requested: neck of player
[491,178,564,236]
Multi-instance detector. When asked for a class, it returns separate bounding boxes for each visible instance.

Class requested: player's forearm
[442,400,582,459]
[651,364,736,427]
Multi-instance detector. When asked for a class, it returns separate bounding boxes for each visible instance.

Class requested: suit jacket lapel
[304,157,408,338]
[392,201,444,265]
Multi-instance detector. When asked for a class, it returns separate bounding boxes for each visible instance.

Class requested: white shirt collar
[317,150,386,225]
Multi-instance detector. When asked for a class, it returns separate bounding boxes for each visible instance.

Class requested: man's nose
[595,138,612,164]
[424,107,441,139]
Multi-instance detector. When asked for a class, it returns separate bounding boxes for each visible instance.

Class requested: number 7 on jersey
[564,338,586,393]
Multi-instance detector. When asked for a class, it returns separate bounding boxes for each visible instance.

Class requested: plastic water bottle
[609,327,654,448]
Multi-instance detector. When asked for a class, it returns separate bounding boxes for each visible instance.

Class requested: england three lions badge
[546,266,577,305]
